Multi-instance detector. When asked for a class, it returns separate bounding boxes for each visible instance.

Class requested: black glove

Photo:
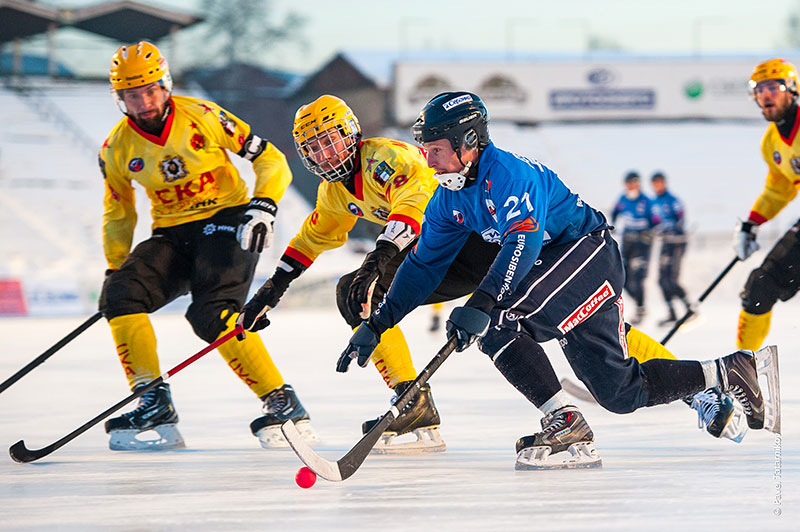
[236,197,277,253]
[346,241,398,320]
[446,306,491,352]
[237,265,298,339]
[337,320,384,372]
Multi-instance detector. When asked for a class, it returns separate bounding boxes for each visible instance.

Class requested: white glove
[237,197,276,253]
[734,220,759,261]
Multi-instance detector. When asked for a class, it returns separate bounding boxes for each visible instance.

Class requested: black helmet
[412,91,490,154]
[624,170,640,183]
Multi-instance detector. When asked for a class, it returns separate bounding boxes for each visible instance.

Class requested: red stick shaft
[163,325,243,379]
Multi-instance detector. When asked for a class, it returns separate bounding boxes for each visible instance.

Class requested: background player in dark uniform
[98,42,316,450]
[337,92,776,469]
[650,171,691,326]
[611,171,657,325]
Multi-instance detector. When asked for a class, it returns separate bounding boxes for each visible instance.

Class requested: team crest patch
[481,228,501,242]
[238,134,246,146]
[348,203,364,216]
[373,161,394,185]
[791,157,800,174]
[190,133,205,150]
[453,210,464,223]
[485,199,497,221]
[773,151,782,165]
[218,111,236,136]
[160,155,188,183]
[98,155,107,179]
[558,280,615,334]
[128,158,144,172]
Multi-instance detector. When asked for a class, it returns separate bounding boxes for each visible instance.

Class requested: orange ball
[295,466,317,489]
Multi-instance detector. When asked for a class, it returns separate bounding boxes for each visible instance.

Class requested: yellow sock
[737,309,771,350]
[371,325,416,388]
[626,326,678,362]
[216,310,284,398]
[108,313,160,389]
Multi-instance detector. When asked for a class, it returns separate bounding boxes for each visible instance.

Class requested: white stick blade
[281,420,342,482]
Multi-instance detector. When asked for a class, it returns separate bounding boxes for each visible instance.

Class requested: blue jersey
[651,190,685,235]
[610,193,656,234]
[372,142,608,330]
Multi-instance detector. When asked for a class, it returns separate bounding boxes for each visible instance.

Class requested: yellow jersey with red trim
[285,137,437,266]
[752,108,800,223]
[99,95,291,270]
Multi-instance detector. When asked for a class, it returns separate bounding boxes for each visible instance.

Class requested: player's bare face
[423,139,473,174]
[307,129,348,172]
[754,80,794,122]
[122,83,169,131]
[651,178,666,195]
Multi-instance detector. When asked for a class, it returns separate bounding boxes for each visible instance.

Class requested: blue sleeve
[476,173,545,303]
[372,198,470,330]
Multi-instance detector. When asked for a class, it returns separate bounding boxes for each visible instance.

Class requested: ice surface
[1,270,797,530]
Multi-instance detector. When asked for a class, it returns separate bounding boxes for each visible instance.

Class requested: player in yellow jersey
[238,95,499,452]
[98,42,317,451]
[734,58,800,358]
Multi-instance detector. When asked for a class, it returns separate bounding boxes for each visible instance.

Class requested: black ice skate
[362,381,445,454]
[515,405,602,470]
[104,382,185,451]
[250,384,319,449]
[687,387,748,443]
[716,346,781,433]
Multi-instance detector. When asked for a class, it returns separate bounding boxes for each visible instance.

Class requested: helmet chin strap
[435,161,472,191]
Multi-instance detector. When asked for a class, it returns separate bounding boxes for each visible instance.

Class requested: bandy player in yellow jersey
[237,95,499,452]
[98,42,318,451]
[734,59,800,365]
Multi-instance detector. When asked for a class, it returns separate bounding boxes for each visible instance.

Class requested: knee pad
[186,302,238,343]
[478,326,522,361]
[740,268,781,314]
[99,272,153,320]
[335,271,361,328]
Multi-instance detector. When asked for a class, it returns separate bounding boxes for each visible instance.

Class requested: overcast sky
[20,0,800,76]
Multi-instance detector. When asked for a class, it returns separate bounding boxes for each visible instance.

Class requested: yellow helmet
[749,58,799,95]
[292,95,361,183]
[110,41,173,91]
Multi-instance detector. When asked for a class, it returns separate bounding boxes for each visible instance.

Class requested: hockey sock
[492,335,561,408]
[700,360,719,389]
[216,311,284,398]
[370,325,416,389]
[108,313,161,389]
[626,326,678,362]
[639,359,705,406]
[736,309,771,350]
[539,390,572,416]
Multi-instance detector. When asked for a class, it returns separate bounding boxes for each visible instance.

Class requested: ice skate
[515,405,602,470]
[104,382,185,451]
[362,381,446,454]
[251,384,319,449]
[716,346,780,432]
[687,387,748,443]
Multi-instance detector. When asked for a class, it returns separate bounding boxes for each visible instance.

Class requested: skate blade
[256,420,319,449]
[515,442,602,471]
[108,424,186,451]
[371,426,446,455]
[755,345,781,434]
[719,401,748,443]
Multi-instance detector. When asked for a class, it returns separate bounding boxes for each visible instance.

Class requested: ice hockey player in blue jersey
[610,171,657,325]
[336,91,779,470]
[650,171,691,326]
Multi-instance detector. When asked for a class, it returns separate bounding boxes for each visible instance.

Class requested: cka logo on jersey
[348,203,364,217]
[190,133,205,151]
[372,161,395,185]
[485,199,497,222]
[159,155,188,183]
[371,207,390,221]
[128,158,144,172]
[481,228,501,242]
[453,210,465,224]
[773,151,782,165]
[791,156,800,175]
[218,111,236,137]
